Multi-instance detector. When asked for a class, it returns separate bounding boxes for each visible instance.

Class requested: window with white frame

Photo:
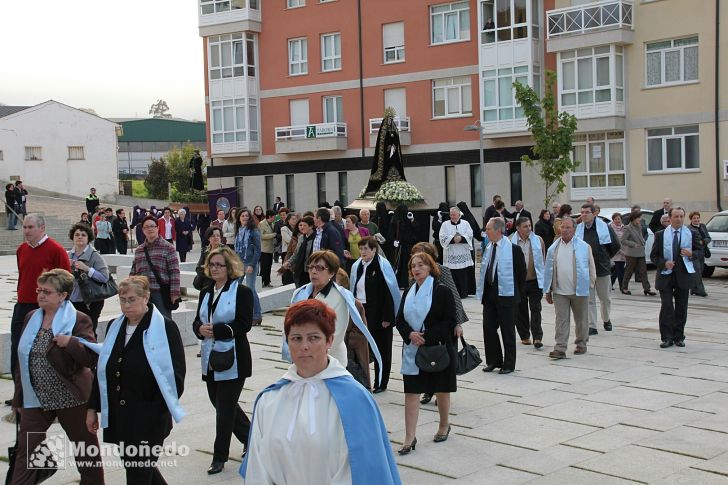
[431,1,470,45]
[288,38,308,75]
[383,22,405,63]
[248,97,258,141]
[200,0,257,15]
[560,46,623,106]
[433,76,472,118]
[211,98,248,143]
[482,66,531,121]
[571,132,626,190]
[647,126,699,171]
[68,146,85,160]
[323,96,343,123]
[24,146,41,161]
[287,0,305,8]
[480,0,532,44]
[321,33,341,71]
[209,33,256,80]
[646,36,698,87]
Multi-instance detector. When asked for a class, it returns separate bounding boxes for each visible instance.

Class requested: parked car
[703,210,728,277]
[574,208,655,264]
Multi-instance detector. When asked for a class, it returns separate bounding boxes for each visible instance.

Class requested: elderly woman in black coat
[175,208,194,262]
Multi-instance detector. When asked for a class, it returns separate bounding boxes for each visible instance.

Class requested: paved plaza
[0,252,727,484]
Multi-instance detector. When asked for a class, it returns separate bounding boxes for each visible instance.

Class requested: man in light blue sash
[650,207,701,348]
[511,217,546,349]
[544,217,596,359]
[577,203,620,335]
[477,217,526,374]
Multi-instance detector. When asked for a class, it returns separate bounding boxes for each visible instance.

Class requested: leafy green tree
[513,70,579,207]
[144,158,169,199]
[166,143,207,203]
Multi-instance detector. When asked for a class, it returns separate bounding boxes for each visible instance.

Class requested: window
[316,173,327,206]
[288,38,308,75]
[383,22,405,63]
[68,146,85,160]
[265,176,274,211]
[510,162,523,204]
[445,166,456,206]
[235,176,245,207]
[571,132,626,190]
[200,0,257,15]
[323,96,343,123]
[433,76,472,118]
[286,174,295,210]
[290,99,310,125]
[647,126,699,171]
[384,88,407,117]
[483,66,529,121]
[24,146,41,161]
[469,164,482,208]
[646,36,698,87]
[338,172,348,205]
[209,33,256,80]
[287,0,304,7]
[560,46,624,106]
[481,0,530,43]
[211,98,251,143]
[431,1,470,44]
[321,33,341,72]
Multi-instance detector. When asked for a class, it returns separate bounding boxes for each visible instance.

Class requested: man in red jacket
[9,214,71,399]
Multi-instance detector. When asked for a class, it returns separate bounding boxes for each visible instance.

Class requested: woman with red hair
[241,299,401,484]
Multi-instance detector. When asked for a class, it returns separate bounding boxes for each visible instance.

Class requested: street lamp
[464,120,486,218]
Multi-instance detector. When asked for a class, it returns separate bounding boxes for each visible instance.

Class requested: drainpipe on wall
[716,0,723,211]
[357,0,366,160]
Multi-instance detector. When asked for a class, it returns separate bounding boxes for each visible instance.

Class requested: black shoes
[589,328,598,336]
[207,461,225,475]
[420,393,433,404]
[534,340,543,349]
[433,425,451,443]
[603,321,613,331]
[398,437,417,455]
[499,368,514,375]
[373,387,387,394]
[660,340,674,349]
[483,364,501,372]
[675,339,686,347]
[691,291,708,297]
[644,290,657,296]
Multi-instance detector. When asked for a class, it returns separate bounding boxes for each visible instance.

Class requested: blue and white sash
[662,225,695,275]
[400,276,434,375]
[96,307,185,428]
[199,279,240,381]
[543,237,592,297]
[477,237,515,299]
[18,301,78,408]
[577,218,612,245]
[349,255,401,311]
[510,232,545,289]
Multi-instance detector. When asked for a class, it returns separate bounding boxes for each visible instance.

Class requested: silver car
[704,210,728,277]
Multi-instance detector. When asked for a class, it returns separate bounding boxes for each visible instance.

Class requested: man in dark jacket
[578,204,621,335]
[112,208,130,254]
[649,198,672,234]
[313,207,345,265]
[85,187,100,214]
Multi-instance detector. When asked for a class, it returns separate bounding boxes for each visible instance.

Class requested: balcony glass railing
[547,0,632,39]
[275,122,347,141]
[368,117,410,134]
[200,0,258,15]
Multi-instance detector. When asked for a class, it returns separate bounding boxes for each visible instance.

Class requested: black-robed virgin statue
[364,108,407,195]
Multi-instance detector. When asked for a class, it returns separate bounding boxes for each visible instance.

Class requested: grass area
[131,180,149,198]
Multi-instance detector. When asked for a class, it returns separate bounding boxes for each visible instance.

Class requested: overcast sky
[0,0,205,120]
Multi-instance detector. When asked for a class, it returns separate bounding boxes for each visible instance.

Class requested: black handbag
[415,343,450,373]
[78,272,118,303]
[209,343,235,372]
[144,247,181,311]
[456,336,482,375]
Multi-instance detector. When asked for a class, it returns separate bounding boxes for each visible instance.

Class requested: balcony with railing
[546,0,633,52]
[198,0,261,36]
[368,117,411,147]
[274,123,348,154]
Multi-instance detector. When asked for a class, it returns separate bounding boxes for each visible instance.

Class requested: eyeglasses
[208,263,226,269]
[119,296,141,305]
[35,288,57,296]
[142,225,157,230]
[307,264,329,272]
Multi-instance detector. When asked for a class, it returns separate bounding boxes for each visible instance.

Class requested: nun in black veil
[432,202,450,264]
[456,201,483,296]
[374,201,392,259]
[387,204,418,289]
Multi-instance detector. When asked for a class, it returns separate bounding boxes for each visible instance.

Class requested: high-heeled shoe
[620,288,631,295]
[398,437,417,455]
[434,425,451,443]
[644,290,656,296]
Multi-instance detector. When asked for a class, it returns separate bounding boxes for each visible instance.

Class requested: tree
[149,99,171,118]
[166,143,207,203]
[513,70,579,207]
[144,158,169,199]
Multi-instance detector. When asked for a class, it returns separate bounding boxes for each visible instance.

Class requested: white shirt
[313,227,323,252]
[354,259,371,303]
[485,236,505,279]
[245,358,352,485]
[27,234,49,248]
[164,217,173,239]
[439,219,474,269]
[554,239,576,295]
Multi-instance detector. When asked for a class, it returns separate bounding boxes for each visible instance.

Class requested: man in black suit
[272,197,285,213]
[478,217,526,374]
[649,198,672,234]
[483,194,503,225]
[650,207,701,348]
[509,200,532,235]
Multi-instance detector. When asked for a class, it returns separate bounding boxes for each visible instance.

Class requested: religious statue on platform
[364,107,407,195]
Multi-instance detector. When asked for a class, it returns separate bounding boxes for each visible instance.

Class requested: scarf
[477,237,515,299]
[662,225,695,275]
[199,279,240,381]
[577,218,611,245]
[349,255,401,311]
[510,232,545,289]
[400,276,434,376]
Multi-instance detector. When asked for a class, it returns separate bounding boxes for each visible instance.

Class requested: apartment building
[197,0,727,215]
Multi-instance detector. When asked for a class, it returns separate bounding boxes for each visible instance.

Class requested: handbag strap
[143,245,164,287]
[459,335,467,349]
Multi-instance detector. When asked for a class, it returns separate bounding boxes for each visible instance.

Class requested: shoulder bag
[414,320,450,373]
[143,246,181,311]
[456,336,482,375]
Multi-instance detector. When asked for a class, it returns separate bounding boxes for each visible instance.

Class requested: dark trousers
[115,236,128,254]
[623,257,651,291]
[206,378,250,462]
[94,238,115,255]
[178,251,187,263]
[367,315,393,390]
[149,290,172,320]
[693,256,706,293]
[659,280,689,342]
[450,267,470,299]
[11,404,104,485]
[121,440,166,485]
[11,303,39,382]
[611,261,625,288]
[71,300,105,337]
[482,286,517,370]
[260,252,273,286]
[516,279,543,341]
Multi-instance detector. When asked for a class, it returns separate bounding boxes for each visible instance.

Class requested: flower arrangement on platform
[360,180,424,204]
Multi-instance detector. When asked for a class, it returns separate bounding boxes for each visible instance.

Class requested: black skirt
[402,342,457,394]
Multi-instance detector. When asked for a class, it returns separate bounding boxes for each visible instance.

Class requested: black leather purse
[415,343,450,373]
[456,336,482,375]
[209,343,235,372]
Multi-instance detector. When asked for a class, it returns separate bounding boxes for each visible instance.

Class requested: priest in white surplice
[439,207,474,298]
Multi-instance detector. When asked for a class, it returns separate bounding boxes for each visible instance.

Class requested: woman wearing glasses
[193,247,254,475]
[235,208,263,326]
[11,269,103,484]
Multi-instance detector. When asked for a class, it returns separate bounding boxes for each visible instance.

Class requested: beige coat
[620,222,646,258]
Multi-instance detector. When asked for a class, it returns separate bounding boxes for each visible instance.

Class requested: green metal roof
[117,118,206,143]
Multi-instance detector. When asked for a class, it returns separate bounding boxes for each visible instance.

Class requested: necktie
[672,229,680,261]
[486,243,497,284]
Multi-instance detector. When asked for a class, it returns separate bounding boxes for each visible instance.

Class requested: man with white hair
[440,207,475,298]
[358,209,378,236]
[649,198,673,233]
